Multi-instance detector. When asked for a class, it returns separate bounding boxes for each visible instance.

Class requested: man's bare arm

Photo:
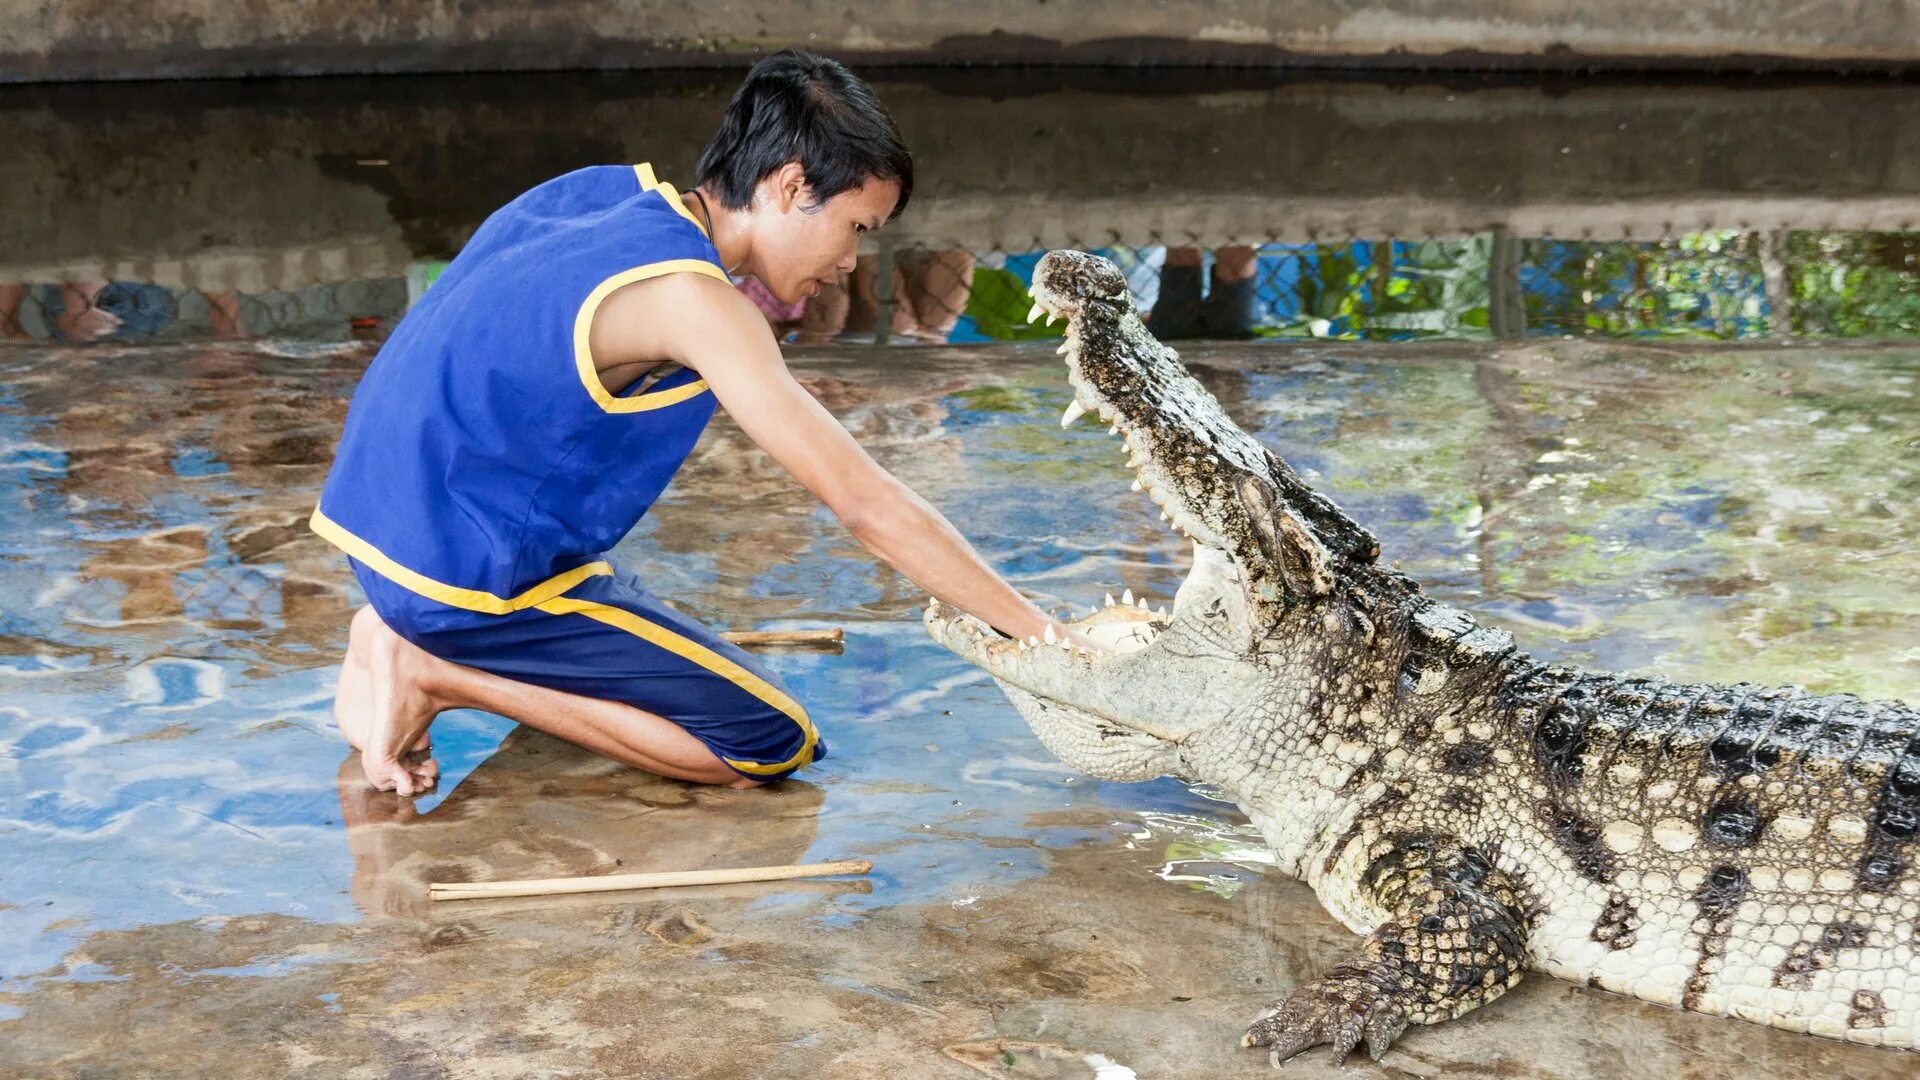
[591,272,1078,644]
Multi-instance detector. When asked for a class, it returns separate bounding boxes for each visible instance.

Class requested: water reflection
[335,726,833,922]
[0,336,1915,1002]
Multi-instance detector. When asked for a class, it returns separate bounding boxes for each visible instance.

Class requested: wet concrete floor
[1,337,1916,1077]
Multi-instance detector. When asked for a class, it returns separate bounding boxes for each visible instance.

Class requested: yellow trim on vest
[634,161,711,238]
[533,596,820,776]
[572,257,728,414]
[310,507,613,615]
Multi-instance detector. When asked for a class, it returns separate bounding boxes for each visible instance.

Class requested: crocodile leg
[1243,838,1529,1066]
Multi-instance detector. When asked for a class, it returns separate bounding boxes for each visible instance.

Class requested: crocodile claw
[1241,962,1411,1066]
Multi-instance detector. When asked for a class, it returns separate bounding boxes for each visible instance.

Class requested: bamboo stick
[428,859,872,902]
[720,628,844,648]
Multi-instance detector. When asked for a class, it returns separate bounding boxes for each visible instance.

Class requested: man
[317,50,1098,796]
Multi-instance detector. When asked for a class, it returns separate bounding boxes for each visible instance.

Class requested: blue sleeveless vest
[313,163,730,612]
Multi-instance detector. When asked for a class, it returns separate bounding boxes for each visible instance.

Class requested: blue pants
[350,557,824,782]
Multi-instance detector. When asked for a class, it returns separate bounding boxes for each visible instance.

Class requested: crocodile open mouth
[923,255,1232,672]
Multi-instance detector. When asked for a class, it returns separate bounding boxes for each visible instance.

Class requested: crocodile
[923,249,1920,1064]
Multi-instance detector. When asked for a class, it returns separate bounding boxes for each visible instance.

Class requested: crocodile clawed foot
[1241,961,1411,1067]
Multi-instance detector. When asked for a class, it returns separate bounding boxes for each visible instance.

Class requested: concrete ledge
[2,1,1918,82]
[5,74,1918,288]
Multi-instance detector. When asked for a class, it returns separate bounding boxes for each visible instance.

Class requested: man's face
[755,167,901,305]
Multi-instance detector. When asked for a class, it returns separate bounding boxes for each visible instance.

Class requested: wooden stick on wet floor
[720,628,844,650]
[428,859,873,902]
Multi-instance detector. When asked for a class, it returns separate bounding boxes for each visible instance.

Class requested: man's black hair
[694,49,913,223]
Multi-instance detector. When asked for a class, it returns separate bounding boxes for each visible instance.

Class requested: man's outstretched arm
[593,273,1082,645]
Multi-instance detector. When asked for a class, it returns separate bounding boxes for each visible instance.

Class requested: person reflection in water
[334,726,831,919]
[317,50,1105,796]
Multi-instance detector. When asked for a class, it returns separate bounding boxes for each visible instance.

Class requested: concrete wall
[5,73,1918,290]
[2,0,1917,82]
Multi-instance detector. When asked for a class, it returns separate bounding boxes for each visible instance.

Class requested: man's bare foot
[361,610,446,796]
[334,606,378,750]
[335,606,431,752]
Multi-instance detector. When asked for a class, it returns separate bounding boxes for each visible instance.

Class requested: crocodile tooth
[1060,399,1088,428]
[1104,593,1116,607]
[1025,636,1040,647]
[1045,313,1058,326]
[1136,596,1150,610]
[1026,302,1045,324]
[1057,342,1071,355]
[1122,588,1135,605]
[1131,478,1143,492]
[1043,624,1057,644]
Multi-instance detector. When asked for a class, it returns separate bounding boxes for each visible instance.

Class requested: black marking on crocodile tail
[1705,686,1786,780]
[1857,731,1920,894]
[1543,803,1615,885]
[1773,920,1872,990]
[1531,700,1589,789]
[1590,893,1641,951]
[1702,791,1769,849]
[1682,864,1750,1011]
[1850,990,1889,1030]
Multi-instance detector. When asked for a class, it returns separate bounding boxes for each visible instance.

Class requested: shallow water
[0,337,1915,1074]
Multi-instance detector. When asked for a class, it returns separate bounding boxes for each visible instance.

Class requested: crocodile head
[924,249,1385,782]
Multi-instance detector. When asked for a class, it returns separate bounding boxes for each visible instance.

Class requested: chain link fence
[0,277,408,344]
[770,229,1919,346]
[4,228,1915,346]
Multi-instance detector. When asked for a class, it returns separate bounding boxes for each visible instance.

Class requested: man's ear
[772,160,808,213]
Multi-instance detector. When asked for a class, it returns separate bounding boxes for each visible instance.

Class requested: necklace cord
[689,189,715,237]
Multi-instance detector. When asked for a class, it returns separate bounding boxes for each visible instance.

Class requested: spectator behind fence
[0,278,249,341]
[793,248,975,344]
[1145,245,1259,339]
